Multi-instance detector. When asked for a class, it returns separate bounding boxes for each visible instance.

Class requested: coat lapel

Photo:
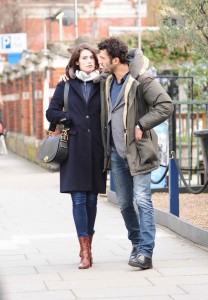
[69,79,86,103]
[114,84,125,107]
[88,82,100,102]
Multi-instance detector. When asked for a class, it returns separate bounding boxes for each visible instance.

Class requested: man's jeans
[111,149,156,258]
[71,192,97,238]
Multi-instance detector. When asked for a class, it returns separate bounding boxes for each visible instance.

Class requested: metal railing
[169,100,208,187]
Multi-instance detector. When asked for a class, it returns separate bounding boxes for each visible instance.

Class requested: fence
[170,100,208,187]
[154,75,208,187]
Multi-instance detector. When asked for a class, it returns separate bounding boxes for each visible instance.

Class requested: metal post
[74,0,78,39]
[138,0,142,50]
[43,67,50,131]
[43,17,47,54]
[56,12,64,42]
[169,104,176,155]
[169,157,179,217]
[0,57,4,122]
[59,16,63,41]
[194,130,208,182]
[31,71,36,136]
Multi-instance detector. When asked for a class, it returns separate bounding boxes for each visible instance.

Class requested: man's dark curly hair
[97,37,128,64]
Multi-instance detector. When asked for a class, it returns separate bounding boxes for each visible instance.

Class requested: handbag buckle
[44,156,49,162]
[46,131,53,137]
[61,129,70,141]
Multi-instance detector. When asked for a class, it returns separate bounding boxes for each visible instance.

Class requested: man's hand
[135,125,143,141]
[58,74,69,82]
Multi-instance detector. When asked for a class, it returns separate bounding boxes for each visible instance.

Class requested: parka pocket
[135,129,158,166]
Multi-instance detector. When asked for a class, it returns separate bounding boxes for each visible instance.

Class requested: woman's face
[77,49,96,74]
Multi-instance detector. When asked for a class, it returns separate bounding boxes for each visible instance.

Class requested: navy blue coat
[46,79,106,194]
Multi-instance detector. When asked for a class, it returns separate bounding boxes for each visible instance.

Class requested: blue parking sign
[0,33,27,54]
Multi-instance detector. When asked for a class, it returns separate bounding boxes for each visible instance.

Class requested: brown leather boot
[78,237,91,269]
[89,235,93,266]
[79,235,93,267]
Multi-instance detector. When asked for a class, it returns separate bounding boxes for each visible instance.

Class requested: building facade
[0,0,159,164]
[0,0,152,51]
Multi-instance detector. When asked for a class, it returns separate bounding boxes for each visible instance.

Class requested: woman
[46,43,106,269]
[0,120,8,155]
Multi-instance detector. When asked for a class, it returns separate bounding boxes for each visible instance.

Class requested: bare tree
[0,0,22,33]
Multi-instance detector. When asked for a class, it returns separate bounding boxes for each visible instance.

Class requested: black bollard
[194,130,208,182]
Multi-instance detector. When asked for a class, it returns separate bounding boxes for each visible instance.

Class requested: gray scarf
[75,70,99,82]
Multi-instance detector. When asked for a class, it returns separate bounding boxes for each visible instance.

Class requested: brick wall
[1,54,67,165]
[1,69,65,140]
[18,0,147,50]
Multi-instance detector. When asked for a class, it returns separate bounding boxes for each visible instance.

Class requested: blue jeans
[71,192,97,238]
[111,149,156,258]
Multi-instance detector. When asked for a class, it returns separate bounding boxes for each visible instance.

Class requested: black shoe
[128,246,139,264]
[128,254,153,269]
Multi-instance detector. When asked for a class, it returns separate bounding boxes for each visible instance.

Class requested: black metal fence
[156,75,208,187]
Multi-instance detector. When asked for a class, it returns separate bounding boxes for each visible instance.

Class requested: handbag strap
[64,81,70,112]
[48,81,70,132]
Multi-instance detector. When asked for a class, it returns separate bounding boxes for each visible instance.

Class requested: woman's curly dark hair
[98,37,128,64]
[66,43,99,76]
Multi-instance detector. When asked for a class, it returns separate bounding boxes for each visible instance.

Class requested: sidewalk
[0,152,208,300]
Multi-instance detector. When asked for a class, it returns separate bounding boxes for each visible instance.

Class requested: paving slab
[0,151,208,300]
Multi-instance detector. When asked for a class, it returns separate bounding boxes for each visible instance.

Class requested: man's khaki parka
[99,50,174,175]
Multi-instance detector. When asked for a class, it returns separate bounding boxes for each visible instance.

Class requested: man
[98,37,173,269]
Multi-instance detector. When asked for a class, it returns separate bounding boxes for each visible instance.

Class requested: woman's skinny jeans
[71,192,97,238]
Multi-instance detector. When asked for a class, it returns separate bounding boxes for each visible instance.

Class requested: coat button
[87,129,91,132]
[86,115,89,118]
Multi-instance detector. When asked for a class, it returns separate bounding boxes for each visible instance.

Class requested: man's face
[98,49,114,73]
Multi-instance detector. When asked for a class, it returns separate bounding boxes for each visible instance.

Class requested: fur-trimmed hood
[127,48,149,78]
[68,67,76,79]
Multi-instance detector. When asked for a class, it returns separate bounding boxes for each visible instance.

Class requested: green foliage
[159,0,208,57]
[118,32,192,69]
[118,32,208,101]
[118,34,138,49]
[141,32,191,68]
[178,59,208,100]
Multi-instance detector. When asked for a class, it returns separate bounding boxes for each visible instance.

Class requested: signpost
[0,33,27,54]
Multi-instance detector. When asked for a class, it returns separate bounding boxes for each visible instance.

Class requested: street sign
[0,33,27,54]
